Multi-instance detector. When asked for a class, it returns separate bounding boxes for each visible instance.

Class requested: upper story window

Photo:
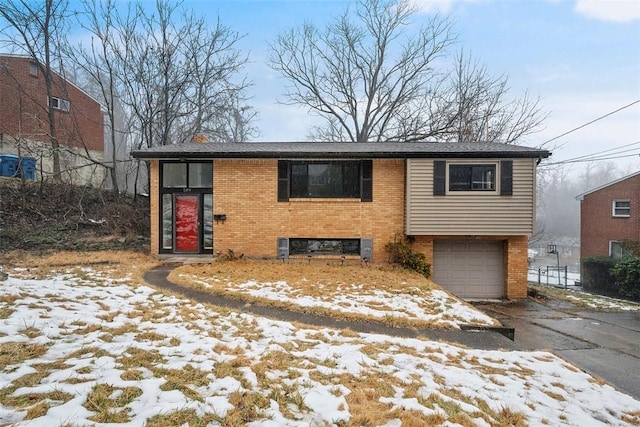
[162,162,212,189]
[449,164,496,191]
[278,160,372,202]
[49,96,70,112]
[29,62,38,77]
[433,160,512,196]
[613,200,630,217]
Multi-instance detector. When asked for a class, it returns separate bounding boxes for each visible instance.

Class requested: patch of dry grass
[84,383,143,423]
[146,409,219,427]
[0,386,73,413]
[1,250,159,284]
[622,410,640,425]
[0,342,49,370]
[116,347,165,371]
[168,259,480,330]
[173,259,433,295]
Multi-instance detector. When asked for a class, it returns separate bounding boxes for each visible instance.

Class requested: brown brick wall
[412,235,528,299]
[581,173,640,258]
[0,56,103,152]
[148,157,532,299]
[505,235,528,299]
[212,158,405,261]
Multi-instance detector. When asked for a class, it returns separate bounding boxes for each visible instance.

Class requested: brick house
[578,171,640,259]
[132,142,550,299]
[0,54,104,185]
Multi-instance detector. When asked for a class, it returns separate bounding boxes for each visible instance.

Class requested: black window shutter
[501,160,513,196]
[361,160,373,202]
[433,161,446,196]
[277,160,289,201]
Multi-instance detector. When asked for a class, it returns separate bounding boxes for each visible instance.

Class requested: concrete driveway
[473,297,640,400]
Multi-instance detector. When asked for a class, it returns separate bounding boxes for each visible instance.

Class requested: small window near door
[162,194,173,249]
[612,200,630,217]
[162,162,212,188]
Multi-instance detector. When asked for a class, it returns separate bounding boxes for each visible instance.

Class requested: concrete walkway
[143,264,518,351]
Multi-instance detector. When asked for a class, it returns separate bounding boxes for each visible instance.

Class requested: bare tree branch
[269,0,454,142]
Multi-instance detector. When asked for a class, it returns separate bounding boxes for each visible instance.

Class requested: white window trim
[609,240,628,258]
[612,200,630,217]
[29,62,38,77]
[48,96,70,112]
[446,161,499,195]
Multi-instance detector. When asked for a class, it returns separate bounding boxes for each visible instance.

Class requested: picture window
[278,160,372,201]
[449,164,496,191]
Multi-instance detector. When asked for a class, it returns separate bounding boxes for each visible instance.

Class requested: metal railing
[528,265,569,289]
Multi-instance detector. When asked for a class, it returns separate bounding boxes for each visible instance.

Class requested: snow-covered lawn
[171,262,497,329]
[529,284,640,312]
[1,264,639,426]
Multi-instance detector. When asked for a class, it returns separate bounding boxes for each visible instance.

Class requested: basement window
[289,238,361,256]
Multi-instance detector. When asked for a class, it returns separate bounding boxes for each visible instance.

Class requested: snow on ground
[561,291,640,311]
[182,274,498,329]
[1,267,639,426]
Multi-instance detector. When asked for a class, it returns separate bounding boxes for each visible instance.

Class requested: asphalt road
[473,297,640,400]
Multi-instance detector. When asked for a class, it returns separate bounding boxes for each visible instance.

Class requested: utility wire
[541,153,640,166]
[540,141,640,166]
[539,99,640,149]
[556,141,640,162]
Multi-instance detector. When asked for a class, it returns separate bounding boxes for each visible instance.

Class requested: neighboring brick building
[578,171,640,259]
[133,142,549,299]
[0,54,104,185]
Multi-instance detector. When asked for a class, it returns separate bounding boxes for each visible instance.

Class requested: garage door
[433,240,504,298]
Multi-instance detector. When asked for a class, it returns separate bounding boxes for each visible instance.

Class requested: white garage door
[433,240,504,299]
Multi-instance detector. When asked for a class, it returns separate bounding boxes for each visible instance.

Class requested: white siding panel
[406,158,536,235]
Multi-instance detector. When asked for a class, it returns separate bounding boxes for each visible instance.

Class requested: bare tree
[432,51,547,144]
[269,0,454,142]
[270,0,546,145]
[0,0,69,181]
[109,0,252,149]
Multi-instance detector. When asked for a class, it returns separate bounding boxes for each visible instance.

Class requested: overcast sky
[188,0,638,175]
[63,0,636,176]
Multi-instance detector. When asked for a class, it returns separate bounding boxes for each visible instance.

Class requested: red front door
[175,195,199,252]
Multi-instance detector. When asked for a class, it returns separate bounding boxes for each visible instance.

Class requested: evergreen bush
[611,257,640,300]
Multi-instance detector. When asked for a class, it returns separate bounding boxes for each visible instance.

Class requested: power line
[560,141,640,162]
[540,99,640,149]
[540,141,640,166]
[540,153,640,166]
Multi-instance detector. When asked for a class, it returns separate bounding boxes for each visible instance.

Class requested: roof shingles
[131,141,550,160]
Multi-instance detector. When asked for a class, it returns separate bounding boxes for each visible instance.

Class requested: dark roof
[131,141,551,160]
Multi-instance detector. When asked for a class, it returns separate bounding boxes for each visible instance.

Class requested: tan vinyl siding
[406,158,536,235]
